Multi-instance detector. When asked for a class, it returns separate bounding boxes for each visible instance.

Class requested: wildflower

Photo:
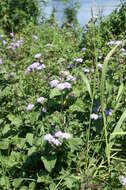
[25,62,40,74]
[82,47,86,52]
[44,134,61,146]
[119,175,126,186]
[40,59,44,63]
[91,113,99,120]
[56,82,72,90]
[37,97,45,104]
[0,58,3,65]
[55,131,71,139]
[26,103,34,111]
[107,40,122,46]
[34,53,41,59]
[105,109,113,116]
[42,107,47,113]
[67,63,74,69]
[45,43,53,48]
[73,58,83,63]
[97,63,103,70]
[3,40,7,45]
[84,68,90,73]
[66,75,76,82]
[50,79,59,88]
[33,35,38,41]
[0,34,3,39]
[36,64,46,71]
[98,55,102,60]
[10,32,14,38]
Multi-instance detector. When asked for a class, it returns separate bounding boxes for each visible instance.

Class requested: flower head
[50,79,59,88]
[55,131,71,139]
[119,175,126,186]
[56,82,72,91]
[73,58,83,63]
[37,97,45,104]
[97,63,103,70]
[34,53,41,59]
[0,58,3,65]
[91,113,99,120]
[26,103,34,111]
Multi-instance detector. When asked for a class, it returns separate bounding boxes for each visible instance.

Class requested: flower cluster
[26,96,45,111]
[107,40,122,46]
[91,113,99,120]
[119,175,126,186]
[44,131,71,146]
[25,62,46,75]
[73,58,83,63]
[8,38,23,51]
[0,58,3,65]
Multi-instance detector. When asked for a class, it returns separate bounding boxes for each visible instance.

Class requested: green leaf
[0,140,9,150]
[109,109,126,149]
[13,178,23,188]
[41,154,57,173]
[80,72,92,98]
[26,133,33,146]
[50,88,61,98]
[116,83,124,102]
[29,182,36,190]
[69,99,85,113]
[2,124,10,135]
[8,114,22,127]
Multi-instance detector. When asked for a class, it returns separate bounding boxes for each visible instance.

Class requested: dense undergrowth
[0,1,126,190]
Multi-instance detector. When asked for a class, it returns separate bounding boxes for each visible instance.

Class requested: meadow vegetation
[0,0,126,189]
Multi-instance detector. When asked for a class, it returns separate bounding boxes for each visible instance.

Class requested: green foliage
[0,0,40,32]
[0,2,126,189]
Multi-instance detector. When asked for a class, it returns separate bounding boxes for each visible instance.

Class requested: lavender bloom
[0,34,3,39]
[44,134,61,146]
[3,40,7,45]
[105,109,113,116]
[67,63,74,69]
[119,175,126,186]
[0,58,3,65]
[66,75,76,82]
[55,131,71,139]
[10,32,14,38]
[82,47,86,52]
[34,53,41,59]
[56,82,72,90]
[91,113,99,120]
[36,64,46,71]
[37,97,45,104]
[107,40,122,46]
[97,63,103,70]
[25,62,40,74]
[84,68,90,73]
[42,107,47,113]
[98,55,102,60]
[40,59,44,63]
[26,103,34,111]
[73,58,83,63]
[50,79,59,88]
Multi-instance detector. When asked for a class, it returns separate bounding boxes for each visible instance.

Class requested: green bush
[0,0,40,32]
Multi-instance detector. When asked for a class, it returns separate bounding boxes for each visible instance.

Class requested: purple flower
[56,82,72,91]
[66,75,76,82]
[73,58,83,63]
[55,131,71,139]
[3,40,7,45]
[36,64,46,71]
[97,63,103,70]
[82,48,86,52]
[50,80,59,88]
[34,53,41,59]
[26,103,34,111]
[10,32,14,38]
[105,109,113,116]
[37,97,45,104]
[91,113,99,120]
[42,107,47,113]
[0,58,3,65]
[67,63,74,69]
[44,134,61,146]
[84,68,90,73]
[119,175,126,186]
[25,62,40,74]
